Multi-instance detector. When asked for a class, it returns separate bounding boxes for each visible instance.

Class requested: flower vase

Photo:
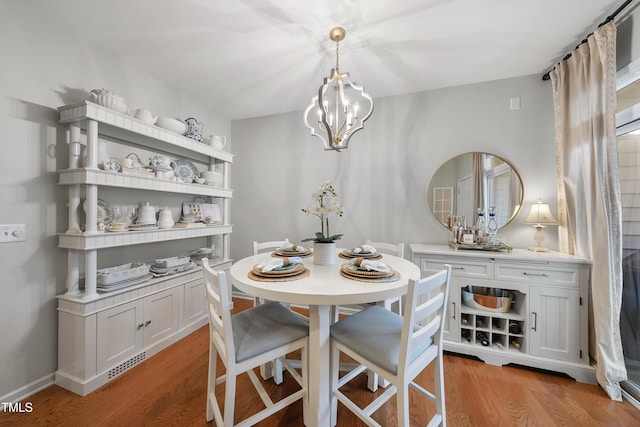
[313,242,336,266]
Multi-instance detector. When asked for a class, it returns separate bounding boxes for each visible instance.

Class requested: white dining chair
[365,240,405,314]
[203,258,309,426]
[330,264,452,427]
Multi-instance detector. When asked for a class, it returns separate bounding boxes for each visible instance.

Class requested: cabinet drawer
[494,263,579,286]
[417,257,491,279]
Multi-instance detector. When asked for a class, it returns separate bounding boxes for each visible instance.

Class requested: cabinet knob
[145,320,152,326]
[137,323,144,329]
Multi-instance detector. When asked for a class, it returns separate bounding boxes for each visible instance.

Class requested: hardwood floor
[1,298,638,426]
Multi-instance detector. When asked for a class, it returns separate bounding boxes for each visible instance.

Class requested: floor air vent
[108,352,146,379]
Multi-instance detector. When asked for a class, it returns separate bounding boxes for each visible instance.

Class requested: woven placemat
[340,269,400,283]
[248,268,310,282]
[339,252,383,260]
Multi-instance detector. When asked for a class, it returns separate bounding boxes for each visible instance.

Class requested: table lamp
[525,199,557,252]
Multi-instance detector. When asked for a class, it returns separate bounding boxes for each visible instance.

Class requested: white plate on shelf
[97,274,153,292]
[97,263,150,285]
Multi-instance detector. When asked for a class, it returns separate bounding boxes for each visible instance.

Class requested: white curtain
[550,21,626,401]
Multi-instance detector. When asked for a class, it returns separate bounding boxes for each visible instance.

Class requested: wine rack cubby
[459,288,526,353]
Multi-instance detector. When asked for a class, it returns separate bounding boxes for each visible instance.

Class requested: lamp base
[528,246,551,252]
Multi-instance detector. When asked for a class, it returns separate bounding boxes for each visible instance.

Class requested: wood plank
[0,298,637,426]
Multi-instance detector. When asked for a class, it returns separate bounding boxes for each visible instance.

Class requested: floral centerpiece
[301,182,343,265]
[301,181,343,243]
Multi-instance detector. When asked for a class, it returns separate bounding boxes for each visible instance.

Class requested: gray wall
[0,2,230,400]
[230,74,558,262]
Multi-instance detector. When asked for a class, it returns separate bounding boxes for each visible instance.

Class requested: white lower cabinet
[411,244,595,384]
[96,287,180,373]
[55,267,228,396]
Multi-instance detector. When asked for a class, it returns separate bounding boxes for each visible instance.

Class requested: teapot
[122,153,143,169]
[149,155,171,170]
[137,202,156,225]
[128,108,158,125]
[89,88,128,114]
[206,135,227,150]
[157,206,175,229]
[184,117,204,142]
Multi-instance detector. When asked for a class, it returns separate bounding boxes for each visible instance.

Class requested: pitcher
[184,117,204,142]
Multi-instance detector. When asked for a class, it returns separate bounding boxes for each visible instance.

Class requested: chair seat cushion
[232,301,308,362]
[330,305,432,374]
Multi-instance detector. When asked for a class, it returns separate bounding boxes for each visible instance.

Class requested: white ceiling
[31,0,625,120]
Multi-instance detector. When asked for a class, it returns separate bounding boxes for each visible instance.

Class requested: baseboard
[0,373,55,405]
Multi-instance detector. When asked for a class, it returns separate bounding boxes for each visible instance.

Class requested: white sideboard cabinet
[411,244,596,384]
[55,101,233,395]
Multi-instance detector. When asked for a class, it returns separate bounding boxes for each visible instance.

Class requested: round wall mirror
[427,152,523,230]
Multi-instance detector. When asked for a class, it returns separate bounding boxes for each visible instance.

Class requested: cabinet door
[529,285,580,362]
[143,288,181,347]
[184,280,207,327]
[96,300,144,373]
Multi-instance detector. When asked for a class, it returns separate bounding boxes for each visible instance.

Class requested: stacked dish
[97,263,151,292]
[190,247,218,265]
[251,262,307,279]
[149,256,195,277]
[273,246,312,257]
[340,248,383,260]
[340,262,399,282]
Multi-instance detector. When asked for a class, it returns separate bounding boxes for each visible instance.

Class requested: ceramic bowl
[156,117,187,135]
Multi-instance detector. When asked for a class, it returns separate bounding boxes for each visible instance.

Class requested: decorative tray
[449,241,513,253]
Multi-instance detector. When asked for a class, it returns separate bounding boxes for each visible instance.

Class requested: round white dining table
[228,249,420,427]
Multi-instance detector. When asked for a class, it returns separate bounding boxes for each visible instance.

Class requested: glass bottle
[487,206,498,235]
[476,208,486,234]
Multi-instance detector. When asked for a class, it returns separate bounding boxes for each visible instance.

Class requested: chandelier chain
[335,40,340,74]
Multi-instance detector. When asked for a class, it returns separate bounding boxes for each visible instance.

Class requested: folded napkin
[355,257,391,273]
[280,239,305,252]
[256,256,302,272]
[353,244,377,254]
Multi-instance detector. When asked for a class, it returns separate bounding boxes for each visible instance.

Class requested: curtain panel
[550,21,626,400]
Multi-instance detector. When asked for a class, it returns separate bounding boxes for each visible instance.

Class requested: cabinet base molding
[55,316,207,396]
[444,343,597,384]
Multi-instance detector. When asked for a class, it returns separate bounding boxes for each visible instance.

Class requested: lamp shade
[525,200,557,225]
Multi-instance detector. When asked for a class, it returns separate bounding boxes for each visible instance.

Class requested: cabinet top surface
[410,243,591,264]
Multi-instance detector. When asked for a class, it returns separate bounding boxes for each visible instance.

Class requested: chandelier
[304,27,373,151]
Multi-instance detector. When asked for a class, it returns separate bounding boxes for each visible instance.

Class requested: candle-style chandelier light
[304,27,374,151]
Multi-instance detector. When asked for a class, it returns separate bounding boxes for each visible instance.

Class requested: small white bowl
[194,177,206,184]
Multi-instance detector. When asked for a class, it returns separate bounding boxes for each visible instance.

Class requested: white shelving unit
[411,244,596,384]
[55,101,233,395]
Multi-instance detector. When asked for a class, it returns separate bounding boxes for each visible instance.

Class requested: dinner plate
[340,249,382,259]
[340,263,393,278]
[172,159,199,182]
[274,249,312,257]
[251,263,305,277]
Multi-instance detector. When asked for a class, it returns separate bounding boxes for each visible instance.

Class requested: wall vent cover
[108,352,146,379]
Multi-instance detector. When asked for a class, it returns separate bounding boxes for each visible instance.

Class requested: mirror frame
[427,152,524,230]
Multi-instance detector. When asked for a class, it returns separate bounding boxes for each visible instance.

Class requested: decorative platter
[83,197,113,224]
[172,159,199,182]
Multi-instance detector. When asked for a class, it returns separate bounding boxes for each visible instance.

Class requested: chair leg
[274,358,284,385]
[435,355,446,426]
[397,384,410,427]
[206,343,217,422]
[223,368,236,427]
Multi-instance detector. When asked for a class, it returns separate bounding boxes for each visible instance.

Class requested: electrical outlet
[0,224,27,243]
